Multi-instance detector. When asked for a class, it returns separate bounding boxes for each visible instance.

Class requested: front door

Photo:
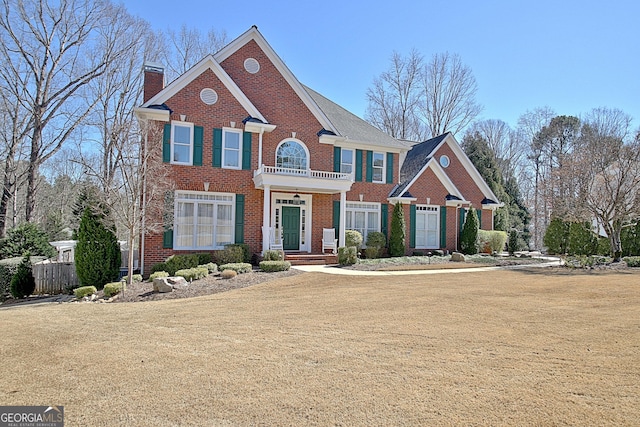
[416,205,440,249]
[282,206,300,250]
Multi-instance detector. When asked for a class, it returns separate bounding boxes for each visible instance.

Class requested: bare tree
[467,119,525,181]
[420,52,482,138]
[0,0,141,222]
[365,50,426,141]
[162,24,228,82]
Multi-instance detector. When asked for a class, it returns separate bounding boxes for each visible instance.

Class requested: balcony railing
[255,165,352,180]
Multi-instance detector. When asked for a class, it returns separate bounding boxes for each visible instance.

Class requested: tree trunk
[25,123,42,222]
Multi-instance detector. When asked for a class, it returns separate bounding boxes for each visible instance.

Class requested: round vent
[244,58,260,74]
[200,88,218,105]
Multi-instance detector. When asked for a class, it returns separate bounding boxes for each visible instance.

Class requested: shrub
[225,244,251,263]
[122,274,142,283]
[338,246,358,265]
[365,231,386,259]
[216,245,245,265]
[75,207,121,289]
[218,262,252,274]
[220,269,237,279]
[0,259,22,299]
[460,207,479,255]
[0,222,57,259]
[10,255,36,299]
[174,267,209,281]
[508,229,520,255]
[624,256,640,267]
[199,262,218,273]
[477,230,492,253]
[345,230,363,250]
[148,271,169,282]
[568,222,597,256]
[259,260,291,272]
[74,285,97,299]
[389,203,406,256]
[263,250,284,261]
[150,262,168,274]
[478,230,507,254]
[544,217,569,255]
[104,282,125,297]
[163,254,200,276]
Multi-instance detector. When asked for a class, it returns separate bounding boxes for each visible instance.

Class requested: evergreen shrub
[365,231,386,259]
[10,255,36,299]
[259,260,291,272]
[389,203,406,256]
[148,271,169,282]
[122,274,142,283]
[175,267,209,281]
[215,245,244,265]
[508,229,519,255]
[74,286,97,299]
[0,223,57,259]
[460,207,479,255]
[218,263,252,274]
[199,262,218,273]
[263,250,284,261]
[338,246,358,265]
[104,282,124,297]
[75,208,120,289]
[544,217,569,254]
[624,256,640,267]
[345,230,363,250]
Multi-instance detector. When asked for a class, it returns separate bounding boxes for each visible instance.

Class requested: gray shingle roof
[303,85,407,149]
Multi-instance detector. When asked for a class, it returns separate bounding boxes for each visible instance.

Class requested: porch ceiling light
[293,193,301,205]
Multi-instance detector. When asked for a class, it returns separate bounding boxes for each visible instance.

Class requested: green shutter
[410,204,416,248]
[162,123,171,163]
[355,150,363,182]
[366,151,373,182]
[333,146,341,173]
[162,229,173,249]
[440,206,447,248]
[333,200,340,232]
[477,210,482,230]
[235,194,245,243]
[193,126,203,166]
[386,152,393,184]
[212,128,222,167]
[242,132,252,170]
[460,209,466,234]
[381,204,388,239]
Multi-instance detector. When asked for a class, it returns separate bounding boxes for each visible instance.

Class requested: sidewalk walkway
[292,257,563,276]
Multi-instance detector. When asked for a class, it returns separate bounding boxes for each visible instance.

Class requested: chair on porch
[322,228,338,254]
[269,227,284,251]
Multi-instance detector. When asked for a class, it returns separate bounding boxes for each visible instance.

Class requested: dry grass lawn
[1,268,639,426]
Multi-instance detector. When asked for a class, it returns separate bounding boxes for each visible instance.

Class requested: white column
[261,185,271,255]
[258,129,264,169]
[339,190,347,248]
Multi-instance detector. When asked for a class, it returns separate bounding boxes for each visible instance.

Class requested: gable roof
[304,86,407,150]
[392,133,500,204]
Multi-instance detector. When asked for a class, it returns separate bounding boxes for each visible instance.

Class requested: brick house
[135,26,501,274]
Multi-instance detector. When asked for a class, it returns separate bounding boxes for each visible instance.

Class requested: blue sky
[126,0,639,130]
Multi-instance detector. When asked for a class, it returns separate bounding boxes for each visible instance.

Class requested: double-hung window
[171,123,193,165]
[341,148,354,175]
[372,152,385,183]
[345,202,380,245]
[174,191,234,250]
[222,128,242,169]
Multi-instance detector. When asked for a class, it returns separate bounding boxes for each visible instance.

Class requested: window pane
[373,168,383,182]
[174,125,191,144]
[355,212,365,230]
[225,131,240,149]
[173,144,190,163]
[216,204,233,246]
[224,150,239,167]
[277,141,307,170]
[197,204,214,247]
[176,202,194,247]
[373,153,384,167]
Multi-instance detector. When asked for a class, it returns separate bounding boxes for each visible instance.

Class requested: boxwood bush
[338,246,358,265]
[122,274,142,283]
[199,262,218,273]
[151,253,212,276]
[104,282,125,297]
[259,260,291,272]
[263,250,284,261]
[345,230,363,250]
[174,267,209,281]
[148,271,169,282]
[74,285,97,299]
[218,262,252,274]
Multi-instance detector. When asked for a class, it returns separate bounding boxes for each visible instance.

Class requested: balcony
[253,165,354,194]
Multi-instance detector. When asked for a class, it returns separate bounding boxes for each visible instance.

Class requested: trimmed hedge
[218,263,252,274]
[74,286,97,299]
[263,250,284,261]
[215,245,245,265]
[259,260,291,272]
[151,253,212,276]
[148,271,169,282]
[174,267,209,281]
[199,262,218,273]
[104,282,125,297]
[122,274,142,283]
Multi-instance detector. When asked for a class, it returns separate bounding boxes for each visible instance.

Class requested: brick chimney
[143,62,164,103]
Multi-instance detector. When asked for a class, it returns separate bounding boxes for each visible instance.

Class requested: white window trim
[341,148,354,175]
[173,190,235,250]
[372,151,385,183]
[345,201,381,246]
[222,127,243,170]
[171,122,194,165]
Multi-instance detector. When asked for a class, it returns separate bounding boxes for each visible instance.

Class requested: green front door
[282,206,300,250]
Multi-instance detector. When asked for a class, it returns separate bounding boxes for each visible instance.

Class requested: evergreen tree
[0,222,57,259]
[75,207,121,289]
[10,254,35,299]
[460,207,479,255]
[543,217,569,255]
[389,203,406,256]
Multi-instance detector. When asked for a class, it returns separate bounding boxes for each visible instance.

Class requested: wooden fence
[33,261,79,294]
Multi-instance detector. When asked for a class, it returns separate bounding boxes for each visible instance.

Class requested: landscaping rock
[167,276,189,290]
[451,252,465,262]
[153,277,174,293]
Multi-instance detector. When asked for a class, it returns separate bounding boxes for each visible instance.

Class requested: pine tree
[389,203,406,256]
[460,207,479,255]
[75,207,121,289]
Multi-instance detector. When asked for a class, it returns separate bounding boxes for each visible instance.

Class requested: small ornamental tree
[460,207,479,255]
[75,207,121,289]
[10,254,36,299]
[389,203,406,256]
[0,223,57,259]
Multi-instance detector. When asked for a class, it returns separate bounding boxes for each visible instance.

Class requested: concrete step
[284,252,338,266]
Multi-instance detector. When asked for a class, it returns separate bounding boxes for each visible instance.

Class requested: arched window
[276,140,308,170]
